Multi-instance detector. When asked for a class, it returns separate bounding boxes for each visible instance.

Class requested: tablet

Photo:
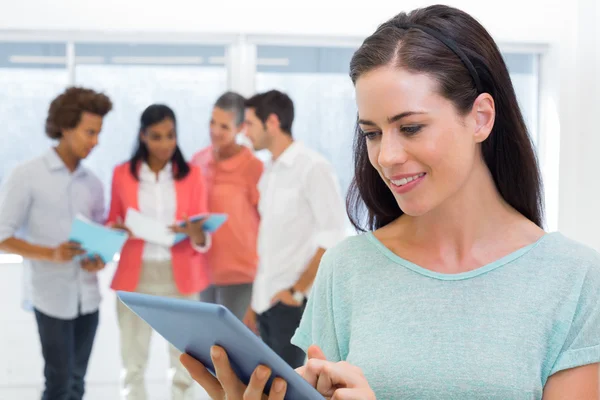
[116,291,322,400]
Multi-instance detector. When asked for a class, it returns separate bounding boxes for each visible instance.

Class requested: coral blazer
[106,161,210,294]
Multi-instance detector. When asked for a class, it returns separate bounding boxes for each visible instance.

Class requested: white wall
[0,0,563,43]
[556,0,600,248]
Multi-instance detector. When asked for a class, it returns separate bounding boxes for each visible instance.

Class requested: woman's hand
[298,345,376,400]
[180,346,288,400]
[170,216,206,246]
[110,217,134,238]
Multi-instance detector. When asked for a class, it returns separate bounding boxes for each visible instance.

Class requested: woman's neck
[146,156,169,175]
[214,142,243,161]
[383,161,543,269]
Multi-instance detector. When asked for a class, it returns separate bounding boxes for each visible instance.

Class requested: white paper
[125,208,176,247]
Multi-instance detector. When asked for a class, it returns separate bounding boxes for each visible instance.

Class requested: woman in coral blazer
[107,104,210,400]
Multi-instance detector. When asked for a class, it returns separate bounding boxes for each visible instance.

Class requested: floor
[0,382,211,400]
[0,262,212,400]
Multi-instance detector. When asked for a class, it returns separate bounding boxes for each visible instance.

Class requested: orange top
[191,146,263,285]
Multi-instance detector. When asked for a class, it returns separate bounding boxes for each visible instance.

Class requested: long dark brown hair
[347,5,543,231]
[129,104,190,181]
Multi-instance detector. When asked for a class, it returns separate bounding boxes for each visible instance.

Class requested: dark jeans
[34,309,99,400]
[257,301,306,368]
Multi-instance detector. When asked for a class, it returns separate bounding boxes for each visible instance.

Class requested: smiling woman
[354,68,501,218]
[288,4,600,400]
[179,4,599,400]
[347,21,542,231]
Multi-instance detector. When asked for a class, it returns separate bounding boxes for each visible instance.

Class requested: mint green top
[291,232,600,399]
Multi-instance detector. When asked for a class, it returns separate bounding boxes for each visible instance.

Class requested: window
[75,43,228,198]
[0,42,67,183]
[0,39,542,227]
[504,53,540,146]
[255,45,541,197]
[255,45,357,198]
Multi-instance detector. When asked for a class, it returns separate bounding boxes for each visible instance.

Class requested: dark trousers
[200,283,253,321]
[257,302,306,368]
[34,309,99,400]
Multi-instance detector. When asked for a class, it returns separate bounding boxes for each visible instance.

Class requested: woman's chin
[396,200,432,218]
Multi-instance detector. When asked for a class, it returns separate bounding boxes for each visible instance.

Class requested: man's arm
[271,161,347,306]
[0,165,46,259]
[0,165,83,263]
[292,248,326,293]
[0,238,54,261]
[292,161,347,293]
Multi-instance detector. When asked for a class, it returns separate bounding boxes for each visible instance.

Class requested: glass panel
[75,43,228,200]
[256,45,357,199]
[256,46,541,201]
[504,53,540,146]
[0,42,67,183]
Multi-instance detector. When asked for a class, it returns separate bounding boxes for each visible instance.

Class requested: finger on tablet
[268,377,288,400]
[244,365,271,399]
[180,353,224,399]
[211,346,245,397]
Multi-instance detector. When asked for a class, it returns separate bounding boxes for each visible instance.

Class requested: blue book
[173,213,228,244]
[69,216,129,263]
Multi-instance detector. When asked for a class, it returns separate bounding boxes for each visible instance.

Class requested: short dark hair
[347,5,543,231]
[214,91,246,126]
[245,90,294,135]
[45,86,112,139]
[129,104,190,181]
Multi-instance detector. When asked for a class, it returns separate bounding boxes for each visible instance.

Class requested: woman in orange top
[191,92,263,320]
[108,104,211,400]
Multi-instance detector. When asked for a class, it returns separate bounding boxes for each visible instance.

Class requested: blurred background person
[191,92,263,320]
[0,87,112,400]
[107,104,211,400]
[242,90,347,368]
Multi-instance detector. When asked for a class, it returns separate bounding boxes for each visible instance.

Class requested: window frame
[0,31,554,265]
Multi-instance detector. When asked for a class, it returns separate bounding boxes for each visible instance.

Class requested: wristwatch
[289,287,306,303]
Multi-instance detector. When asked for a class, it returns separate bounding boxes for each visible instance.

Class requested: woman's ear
[472,93,495,143]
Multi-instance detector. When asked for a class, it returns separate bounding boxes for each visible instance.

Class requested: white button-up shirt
[138,162,177,261]
[0,149,105,320]
[138,162,210,261]
[251,142,347,314]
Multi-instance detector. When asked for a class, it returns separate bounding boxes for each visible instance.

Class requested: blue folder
[68,216,129,263]
[174,213,228,244]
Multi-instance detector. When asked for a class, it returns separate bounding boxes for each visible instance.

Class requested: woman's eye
[360,130,381,141]
[401,125,422,136]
